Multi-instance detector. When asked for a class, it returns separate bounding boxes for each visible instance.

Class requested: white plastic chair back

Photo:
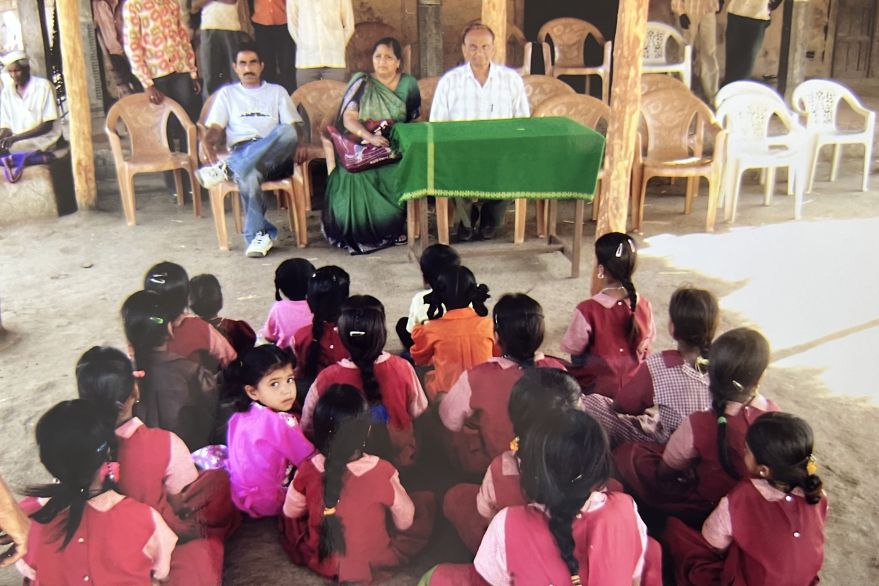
[643,22,686,65]
[792,79,858,131]
[714,81,784,110]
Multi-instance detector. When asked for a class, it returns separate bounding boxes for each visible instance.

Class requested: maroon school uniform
[665,479,828,585]
[280,454,435,584]
[439,355,567,475]
[561,293,655,398]
[208,316,256,358]
[301,354,428,467]
[614,397,780,527]
[168,314,236,370]
[291,322,350,379]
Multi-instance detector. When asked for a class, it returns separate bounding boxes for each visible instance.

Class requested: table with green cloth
[390,116,606,276]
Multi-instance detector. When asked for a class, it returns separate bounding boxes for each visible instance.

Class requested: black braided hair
[518,410,611,582]
[120,290,171,377]
[709,328,771,479]
[424,265,490,320]
[222,344,296,412]
[25,400,117,548]
[76,346,136,431]
[303,266,350,380]
[493,293,544,368]
[337,296,386,406]
[143,261,190,320]
[747,412,823,505]
[668,286,720,359]
[312,385,371,560]
[595,232,641,345]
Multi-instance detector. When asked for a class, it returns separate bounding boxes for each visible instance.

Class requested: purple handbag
[326,119,399,173]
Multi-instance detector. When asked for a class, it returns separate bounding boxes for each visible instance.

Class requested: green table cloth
[390,116,605,202]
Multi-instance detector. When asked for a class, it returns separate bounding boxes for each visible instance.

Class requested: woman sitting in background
[322,37,421,255]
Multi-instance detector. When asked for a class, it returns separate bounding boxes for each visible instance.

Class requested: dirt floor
[2,132,879,583]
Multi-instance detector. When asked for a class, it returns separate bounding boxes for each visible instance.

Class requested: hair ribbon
[694,356,709,374]
[132,370,146,379]
[806,455,818,476]
[322,506,337,517]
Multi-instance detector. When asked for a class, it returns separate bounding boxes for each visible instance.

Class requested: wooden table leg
[437,197,450,245]
[514,198,527,244]
[418,197,429,256]
[571,199,584,278]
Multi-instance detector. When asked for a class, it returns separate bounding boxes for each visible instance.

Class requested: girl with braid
[665,412,827,585]
[439,293,567,475]
[584,286,719,447]
[410,265,494,401]
[292,266,351,387]
[561,232,656,398]
[301,296,428,468]
[281,386,435,583]
[614,327,779,529]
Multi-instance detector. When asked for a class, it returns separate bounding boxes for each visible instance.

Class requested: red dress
[292,322,350,379]
[665,479,827,585]
[614,399,780,527]
[561,293,655,398]
[301,354,428,467]
[439,355,567,475]
[279,454,435,584]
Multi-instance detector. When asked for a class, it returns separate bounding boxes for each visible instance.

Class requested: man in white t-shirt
[430,23,529,242]
[0,51,61,154]
[198,42,303,257]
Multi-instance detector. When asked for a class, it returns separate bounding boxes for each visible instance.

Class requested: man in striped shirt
[671,0,720,100]
[430,23,529,242]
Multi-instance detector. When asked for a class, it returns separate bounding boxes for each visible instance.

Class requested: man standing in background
[287,0,354,87]
[672,0,719,100]
[252,0,296,92]
[194,0,253,97]
[723,0,783,85]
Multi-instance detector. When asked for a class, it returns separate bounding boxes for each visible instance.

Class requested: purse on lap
[326,119,399,173]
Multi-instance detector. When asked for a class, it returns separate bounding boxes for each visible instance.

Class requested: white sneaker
[245,231,273,257]
[195,161,229,189]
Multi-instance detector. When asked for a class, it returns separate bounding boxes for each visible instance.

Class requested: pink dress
[259,299,313,349]
[227,402,316,517]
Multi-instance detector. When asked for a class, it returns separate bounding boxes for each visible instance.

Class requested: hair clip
[806,455,818,476]
[717,416,727,425]
[322,506,337,517]
[95,441,109,454]
[132,370,145,378]
[628,239,636,252]
[615,243,624,257]
[147,274,167,285]
[148,316,165,325]
[694,356,709,374]
[509,436,519,453]
[349,330,366,337]
[570,472,584,484]
[732,380,744,392]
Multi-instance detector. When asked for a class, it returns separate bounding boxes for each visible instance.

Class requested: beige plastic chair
[197,93,307,251]
[538,17,612,103]
[641,73,690,95]
[346,22,412,77]
[534,94,611,228]
[506,25,533,75]
[105,93,201,225]
[415,76,440,123]
[792,79,875,192]
[522,75,576,112]
[632,88,725,231]
[292,80,347,210]
[642,22,692,88]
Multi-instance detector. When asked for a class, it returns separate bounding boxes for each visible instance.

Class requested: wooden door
[832,0,876,77]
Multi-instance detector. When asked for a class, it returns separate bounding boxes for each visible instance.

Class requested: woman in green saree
[322,37,421,255]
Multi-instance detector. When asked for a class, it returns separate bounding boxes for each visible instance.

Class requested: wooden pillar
[481,0,507,64]
[592,0,649,291]
[56,0,97,209]
[418,0,444,77]
[777,0,810,98]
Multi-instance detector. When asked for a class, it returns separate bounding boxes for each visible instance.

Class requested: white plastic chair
[642,22,692,88]
[715,93,810,222]
[714,81,784,110]
[791,79,875,192]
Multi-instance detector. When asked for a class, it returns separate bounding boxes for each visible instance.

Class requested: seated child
[15,400,219,585]
[144,261,236,369]
[665,412,827,585]
[426,410,652,585]
[225,344,315,518]
[121,290,220,451]
[395,243,461,351]
[281,385,435,584]
[301,295,428,468]
[189,273,256,358]
[443,368,584,553]
[259,258,315,349]
[561,232,655,398]
[440,293,567,475]
[293,266,351,384]
[410,265,493,401]
[584,286,719,447]
[614,327,780,528]
[76,345,240,543]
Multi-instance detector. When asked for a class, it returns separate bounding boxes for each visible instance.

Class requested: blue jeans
[225,125,298,244]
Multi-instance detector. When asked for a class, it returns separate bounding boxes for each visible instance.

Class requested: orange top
[252,0,286,26]
[410,308,494,401]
